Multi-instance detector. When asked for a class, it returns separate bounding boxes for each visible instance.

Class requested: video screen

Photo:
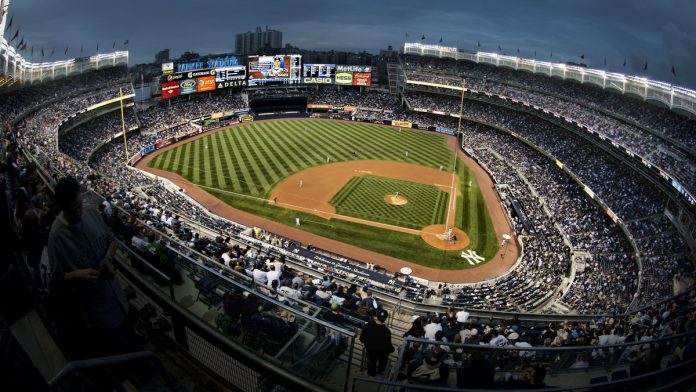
[248,55,301,86]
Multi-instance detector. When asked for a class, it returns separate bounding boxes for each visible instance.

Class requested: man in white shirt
[455,309,470,325]
[278,282,302,300]
[252,265,268,285]
[266,265,282,287]
[424,316,443,340]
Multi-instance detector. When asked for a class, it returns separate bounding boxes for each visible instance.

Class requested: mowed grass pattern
[149,120,454,198]
[330,175,448,230]
[148,120,499,269]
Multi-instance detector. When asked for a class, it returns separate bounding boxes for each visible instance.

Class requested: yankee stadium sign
[176,56,240,73]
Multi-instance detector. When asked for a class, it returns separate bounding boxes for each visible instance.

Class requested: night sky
[4,0,696,88]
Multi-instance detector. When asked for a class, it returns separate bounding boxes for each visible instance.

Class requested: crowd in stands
[398,289,696,388]
[404,92,693,311]
[402,55,696,196]
[138,93,246,130]
[2,62,692,319]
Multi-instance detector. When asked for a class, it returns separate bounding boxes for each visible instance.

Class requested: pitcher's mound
[384,194,408,205]
[421,224,470,251]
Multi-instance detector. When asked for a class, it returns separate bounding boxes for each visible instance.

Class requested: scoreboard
[302,64,336,84]
[302,64,372,86]
[248,54,302,86]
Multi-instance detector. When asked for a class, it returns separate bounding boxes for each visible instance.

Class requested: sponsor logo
[163,73,184,82]
[179,79,197,94]
[162,62,174,74]
[196,76,216,92]
[161,81,180,99]
[216,80,248,89]
[335,72,353,85]
[336,65,371,72]
[303,77,333,84]
[352,72,372,86]
[186,69,215,79]
[392,120,412,128]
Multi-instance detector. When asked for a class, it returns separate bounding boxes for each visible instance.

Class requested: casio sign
[304,77,332,84]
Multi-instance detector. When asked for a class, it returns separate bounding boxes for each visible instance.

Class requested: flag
[4,16,12,32]
[31,46,34,56]
[534,50,537,56]
[112,41,116,49]
[81,44,83,53]
[421,34,425,40]
[50,48,55,56]
[580,54,585,59]
[20,43,27,51]
[10,29,19,42]
[603,57,606,66]
[65,47,69,55]
[671,66,676,77]
[623,58,626,67]
[477,41,480,47]
[439,36,442,43]
[644,61,648,71]
[550,51,553,57]
[17,37,23,48]
[517,48,520,54]
[97,43,99,51]
[41,48,44,57]
[124,39,129,45]
[498,45,502,51]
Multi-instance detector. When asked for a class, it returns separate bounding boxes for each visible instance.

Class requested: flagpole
[119,87,129,162]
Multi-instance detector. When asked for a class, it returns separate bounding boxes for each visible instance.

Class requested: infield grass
[148,119,499,269]
[329,175,448,230]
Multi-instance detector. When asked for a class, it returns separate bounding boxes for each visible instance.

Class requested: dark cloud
[4,0,696,88]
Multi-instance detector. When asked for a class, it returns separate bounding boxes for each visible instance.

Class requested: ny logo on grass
[460,250,484,265]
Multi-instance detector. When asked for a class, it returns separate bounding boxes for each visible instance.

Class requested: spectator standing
[46,176,132,357]
[359,309,394,377]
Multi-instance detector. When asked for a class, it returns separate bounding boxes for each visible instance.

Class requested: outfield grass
[329,175,448,230]
[148,120,499,269]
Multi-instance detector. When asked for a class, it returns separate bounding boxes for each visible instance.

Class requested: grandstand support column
[119,87,130,161]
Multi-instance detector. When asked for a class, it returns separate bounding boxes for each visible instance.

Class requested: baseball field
[147,119,499,270]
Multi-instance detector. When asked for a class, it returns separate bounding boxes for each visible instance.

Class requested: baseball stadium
[1,0,696,391]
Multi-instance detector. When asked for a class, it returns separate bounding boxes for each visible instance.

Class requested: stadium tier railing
[1,34,128,86]
[402,43,696,117]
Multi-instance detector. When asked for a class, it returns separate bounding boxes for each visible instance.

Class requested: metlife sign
[336,65,372,72]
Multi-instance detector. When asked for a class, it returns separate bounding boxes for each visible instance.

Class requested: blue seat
[611,370,629,380]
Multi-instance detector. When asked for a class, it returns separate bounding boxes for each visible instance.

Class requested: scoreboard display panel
[248,54,302,86]
[215,66,248,88]
[302,64,336,84]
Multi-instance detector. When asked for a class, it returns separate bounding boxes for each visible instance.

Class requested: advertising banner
[196,75,216,92]
[161,62,174,74]
[335,71,353,85]
[303,77,333,84]
[391,120,413,128]
[179,79,197,95]
[352,72,372,86]
[156,138,175,149]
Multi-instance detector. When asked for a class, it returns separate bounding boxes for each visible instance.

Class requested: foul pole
[119,87,130,162]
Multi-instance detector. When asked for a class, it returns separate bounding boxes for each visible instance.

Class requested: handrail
[48,350,175,389]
